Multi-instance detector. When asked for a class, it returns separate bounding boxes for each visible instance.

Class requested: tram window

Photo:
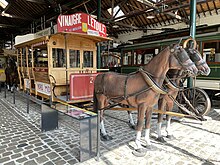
[123,52,132,65]
[134,49,154,65]
[144,54,153,64]
[22,48,26,67]
[203,41,220,63]
[134,52,137,65]
[28,49,32,67]
[52,48,66,68]
[69,49,80,68]
[18,49,22,67]
[33,49,48,67]
[83,51,93,67]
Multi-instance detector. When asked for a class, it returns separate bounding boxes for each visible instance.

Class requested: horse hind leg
[127,111,135,129]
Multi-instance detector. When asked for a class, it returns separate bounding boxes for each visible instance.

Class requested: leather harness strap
[124,75,129,99]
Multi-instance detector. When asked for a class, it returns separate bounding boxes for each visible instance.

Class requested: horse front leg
[144,107,153,146]
[98,96,113,141]
[127,111,135,129]
[157,98,167,143]
[166,101,175,140]
[132,104,147,157]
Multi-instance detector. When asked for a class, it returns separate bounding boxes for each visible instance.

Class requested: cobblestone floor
[0,90,220,165]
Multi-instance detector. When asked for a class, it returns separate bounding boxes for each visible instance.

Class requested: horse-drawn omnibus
[15,12,110,104]
[117,24,220,98]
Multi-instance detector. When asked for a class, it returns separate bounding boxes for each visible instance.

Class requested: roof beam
[206,1,212,15]
[136,0,189,23]
[25,0,47,4]
[113,0,216,23]
[101,17,139,29]
[0,23,21,28]
[0,12,32,20]
[212,0,218,15]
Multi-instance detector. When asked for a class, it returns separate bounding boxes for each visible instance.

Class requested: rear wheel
[177,87,211,116]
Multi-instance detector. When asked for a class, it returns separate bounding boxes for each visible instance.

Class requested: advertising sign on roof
[57,13,107,37]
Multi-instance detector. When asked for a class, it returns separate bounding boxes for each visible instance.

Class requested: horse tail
[93,89,98,113]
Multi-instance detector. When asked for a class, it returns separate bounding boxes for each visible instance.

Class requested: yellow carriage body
[15,13,111,103]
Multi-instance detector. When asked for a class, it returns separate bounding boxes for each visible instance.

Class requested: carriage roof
[14,31,112,48]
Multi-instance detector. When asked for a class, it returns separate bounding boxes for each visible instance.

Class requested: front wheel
[177,87,211,116]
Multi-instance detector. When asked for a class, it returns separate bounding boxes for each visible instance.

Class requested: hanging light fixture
[147,15,155,19]
[0,0,8,9]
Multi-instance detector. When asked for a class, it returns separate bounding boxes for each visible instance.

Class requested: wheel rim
[178,87,211,116]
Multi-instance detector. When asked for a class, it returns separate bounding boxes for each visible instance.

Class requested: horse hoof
[132,148,146,157]
[128,123,136,130]
[100,134,113,141]
[166,135,175,140]
[130,125,136,130]
[142,145,157,151]
[157,137,166,143]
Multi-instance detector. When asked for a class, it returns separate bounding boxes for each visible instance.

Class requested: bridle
[171,45,195,71]
[183,38,206,67]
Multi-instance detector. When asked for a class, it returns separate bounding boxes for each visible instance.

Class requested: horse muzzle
[183,70,195,76]
[200,66,211,76]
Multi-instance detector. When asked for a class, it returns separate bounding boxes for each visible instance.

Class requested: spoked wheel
[177,87,211,116]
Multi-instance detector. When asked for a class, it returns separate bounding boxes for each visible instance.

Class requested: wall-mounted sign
[57,13,107,37]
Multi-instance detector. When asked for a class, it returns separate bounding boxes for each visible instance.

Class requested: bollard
[4,82,6,98]
[26,90,30,114]
[13,86,15,104]
[97,110,100,161]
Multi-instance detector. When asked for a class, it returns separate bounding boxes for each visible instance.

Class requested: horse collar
[139,68,167,95]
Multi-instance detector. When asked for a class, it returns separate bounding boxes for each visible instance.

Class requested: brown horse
[5,57,18,92]
[93,43,198,156]
[157,39,210,142]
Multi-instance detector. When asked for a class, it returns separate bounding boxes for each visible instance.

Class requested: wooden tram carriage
[15,13,110,104]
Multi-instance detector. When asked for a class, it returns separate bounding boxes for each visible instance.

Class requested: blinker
[178,49,189,62]
[187,49,201,62]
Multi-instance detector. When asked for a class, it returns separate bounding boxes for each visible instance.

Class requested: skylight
[0,0,8,9]
[107,5,125,21]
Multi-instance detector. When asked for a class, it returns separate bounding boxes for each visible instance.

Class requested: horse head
[169,44,198,76]
[183,38,210,76]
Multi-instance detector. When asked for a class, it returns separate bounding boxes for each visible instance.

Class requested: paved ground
[0,90,220,165]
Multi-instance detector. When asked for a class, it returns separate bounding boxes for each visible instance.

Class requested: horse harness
[186,48,206,67]
[96,68,169,111]
[95,46,195,111]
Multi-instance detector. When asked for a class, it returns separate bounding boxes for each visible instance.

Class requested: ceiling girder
[25,0,47,4]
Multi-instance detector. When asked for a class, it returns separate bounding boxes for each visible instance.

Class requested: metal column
[187,0,197,87]
[97,0,101,69]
